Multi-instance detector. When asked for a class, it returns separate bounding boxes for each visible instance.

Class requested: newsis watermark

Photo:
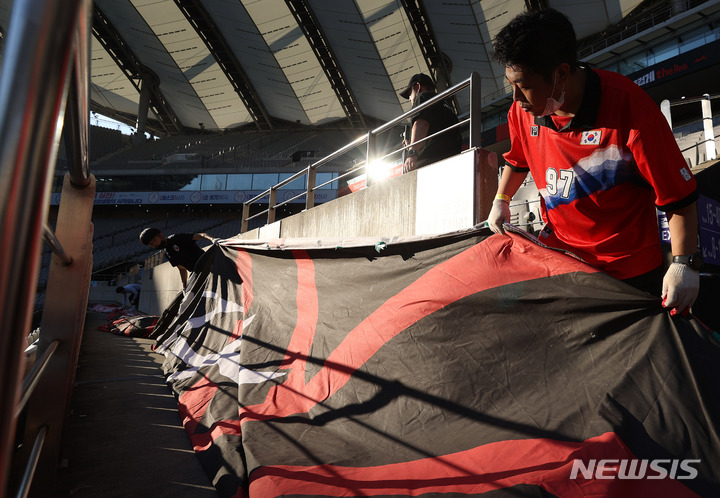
[569,459,701,480]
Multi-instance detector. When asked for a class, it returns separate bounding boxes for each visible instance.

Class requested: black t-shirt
[165,233,204,271]
[408,92,462,164]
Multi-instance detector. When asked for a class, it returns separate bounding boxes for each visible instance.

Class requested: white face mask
[540,71,566,116]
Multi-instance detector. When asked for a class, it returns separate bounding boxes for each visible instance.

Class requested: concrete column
[469,72,482,150]
[661,99,672,130]
[26,173,95,496]
[133,77,151,145]
[474,148,499,224]
[702,94,716,161]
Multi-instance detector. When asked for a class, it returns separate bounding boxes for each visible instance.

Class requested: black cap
[399,73,435,99]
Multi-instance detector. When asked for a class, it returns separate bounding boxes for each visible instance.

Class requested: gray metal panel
[90,34,144,120]
[133,0,251,130]
[95,0,226,130]
[84,0,709,133]
[309,0,401,122]
[357,0,431,117]
[242,0,345,126]
[204,0,302,124]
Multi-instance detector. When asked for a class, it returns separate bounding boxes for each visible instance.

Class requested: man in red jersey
[488,8,700,313]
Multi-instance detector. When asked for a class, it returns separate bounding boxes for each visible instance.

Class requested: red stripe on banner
[280,251,317,370]
[184,249,313,452]
[180,247,255,451]
[248,432,698,498]
[229,318,243,342]
[228,248,254,345]
[235,248,254,313]
[192,234,600,449]
[238,234,597,424]
[177,376,221,449]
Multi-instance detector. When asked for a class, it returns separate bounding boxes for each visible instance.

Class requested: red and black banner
[154,227,720,497]
[98,313,157,338]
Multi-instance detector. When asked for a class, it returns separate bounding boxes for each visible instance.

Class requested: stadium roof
[3,0,649,136]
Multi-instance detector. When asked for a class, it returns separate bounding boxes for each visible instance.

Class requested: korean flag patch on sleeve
[581,130,601,145]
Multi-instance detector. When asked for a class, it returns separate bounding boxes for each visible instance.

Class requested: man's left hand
[404,156,417,173]
[661,262,700,315]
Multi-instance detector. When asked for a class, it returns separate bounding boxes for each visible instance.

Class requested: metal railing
[240,72,482,232]
[0,0,94,497]
[479,0,718,109]
[577,0,711,59]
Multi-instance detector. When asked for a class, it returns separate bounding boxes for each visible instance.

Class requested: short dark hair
[116,286,125,294]
[139,227,161,245]
[492,8,578,82]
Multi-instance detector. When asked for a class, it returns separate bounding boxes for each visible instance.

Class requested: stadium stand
[90,134,209,170]
[674,116,720,167]
[40,116,719,309]
[9,0,720,495]
[89,126,131,161]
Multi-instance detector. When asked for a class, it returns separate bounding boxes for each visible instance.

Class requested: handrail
[372,79,471,138]
[14,427,47,498]
[577,0,708,59]
[390,118,469,160]
[681,138,717,154]
[0,0,93,496]
[244,132,368,206]
[64,19,91,188]
[16,341,60,418]
[480,1,713,109]
[258,119,470,216]
[243,162,371,222]
[42,225,73,266]
[240,73,479,232]
[669,93,720,106]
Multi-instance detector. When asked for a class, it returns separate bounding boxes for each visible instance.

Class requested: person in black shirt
[139,228,215,287]
[399,73,462,172]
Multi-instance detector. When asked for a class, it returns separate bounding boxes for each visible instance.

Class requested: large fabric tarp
[154,227,720,497]
[99,314,157,337]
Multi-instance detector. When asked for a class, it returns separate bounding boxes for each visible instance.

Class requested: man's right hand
[488,198,511,235]
[661,262,700,315]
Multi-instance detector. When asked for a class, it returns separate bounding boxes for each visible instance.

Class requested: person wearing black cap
[139,227,215,288]
[399,73,462,172]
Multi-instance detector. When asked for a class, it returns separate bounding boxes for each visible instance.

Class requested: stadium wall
[137,149,498,315]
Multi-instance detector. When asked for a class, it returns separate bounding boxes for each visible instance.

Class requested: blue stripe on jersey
[539,145,634,211]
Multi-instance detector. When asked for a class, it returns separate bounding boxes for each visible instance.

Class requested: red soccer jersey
[503,68,697,279]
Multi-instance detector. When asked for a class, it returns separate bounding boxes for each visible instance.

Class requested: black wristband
[672,254,703,271]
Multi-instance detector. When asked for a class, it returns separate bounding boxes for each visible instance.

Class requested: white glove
[488,198,511,235]
[661,262,700,314]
